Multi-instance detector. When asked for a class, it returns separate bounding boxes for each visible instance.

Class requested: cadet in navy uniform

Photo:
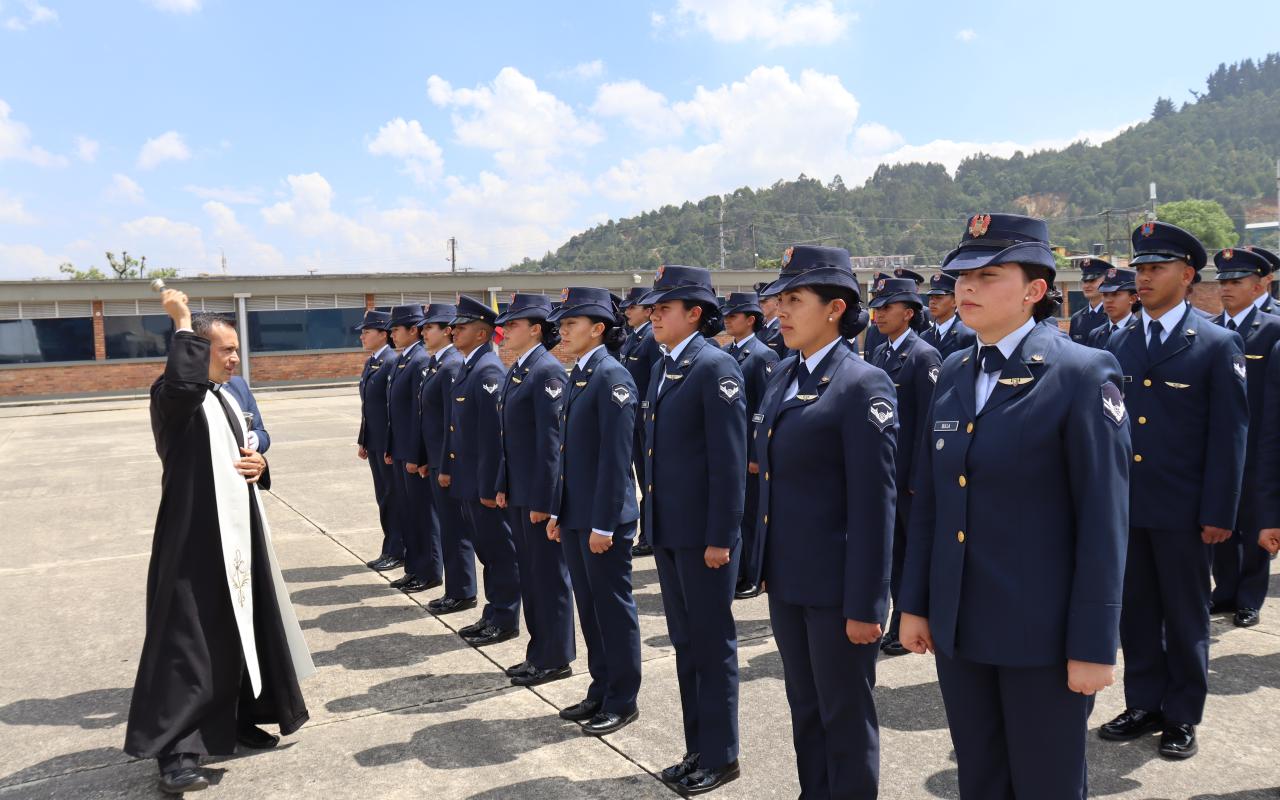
[897,213,1130,799]
[755,282,790,359]
[920,273,976,359]
[355,310,403,572]
[1210,248,1280,627]
[545,288,643,735]
[1068,257,1109,344]
[864,268,928,358]
[866,276,942,657]
[1086,268,1140,349]
[1245,245,1280,314]
[748,246,897,799]
[719,292,779,600]
[384,305,444,594]
[620,287,662,557]
[639,265,746,795]
[439,296,522,646]
[416,305,478,617]
[493,294,575,686]
[1099,221,1247,759]
[1257,334,1280,558]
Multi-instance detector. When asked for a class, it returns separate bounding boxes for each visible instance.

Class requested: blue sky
[1,0,1277,280]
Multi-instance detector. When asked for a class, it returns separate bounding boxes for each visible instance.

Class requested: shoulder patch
[482,380,499,395]
[544,378,564,400]
[928,365,940,384]
[867,396,895,432]
[610,383,633,407]
[717,376,742,403]
[1101,382,1127,427]
[1233,354,1247,381]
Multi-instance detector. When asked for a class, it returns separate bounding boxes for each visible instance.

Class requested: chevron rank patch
[868,397,895,431]
[482,381,499,394]
[717,377,741,403]
[1101,382,1127,426]
[611,383,633,407]
[544,379,564,400]
[928,365,940,384]
[1233,354,1247,381]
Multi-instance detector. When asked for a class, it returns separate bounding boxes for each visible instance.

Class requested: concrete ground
[1,386,1278,799]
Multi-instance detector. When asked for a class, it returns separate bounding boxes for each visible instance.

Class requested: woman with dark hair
[639,265,747,795]
[493,294,575,687]
[746,245,897,799]
[545,288,643,735]
[899,213,1131,799]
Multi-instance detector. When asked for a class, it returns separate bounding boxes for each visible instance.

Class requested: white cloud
[592,80,680,139]
[559,59,605,80]
[956,28,976,43]
[261,172,390,254]
[137,130,190,169]
[203,201,285,272]
[0,191,36,224]
[0,99,67,166]
[0,242,67,278]
[671,0,854,46]
[367,117,444,183]
[146,0,200,12]
[4,0,57,31]
[427,67,603,176]
[183,184,263,205]
[875,120,1138,175]
[103,173,145,204]
[120,215,210,272]
[74,135,98,162]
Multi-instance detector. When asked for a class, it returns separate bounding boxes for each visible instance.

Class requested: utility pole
[1148,182,1158,221]
[220,249,227,275]
[448,237,457,273]
[718,197,726,270]
[1103,210,1111,257]
[749,222,758,269]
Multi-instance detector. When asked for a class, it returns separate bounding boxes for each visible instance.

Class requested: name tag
[752,413,764,423]
[641,400,650,409]
[1121,376,1132,383]
[933,420,959,432]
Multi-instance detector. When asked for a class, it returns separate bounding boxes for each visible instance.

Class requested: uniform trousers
[1211,528,1272,611]
[429,469,476,601]
[393,459,442,582]
[460,499,521,630]
[506,505,575,669]
[367,451,403,559]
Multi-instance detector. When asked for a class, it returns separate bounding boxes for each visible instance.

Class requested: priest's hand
[1066,660,1114,696]
[748,462,759,475]
[236,447,267,484]
[162,289,191,329]
[357,445,368,460]
[589,532,613,554]
[704,546,731,569]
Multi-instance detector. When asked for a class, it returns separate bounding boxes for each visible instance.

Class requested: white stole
[202,389,315,697]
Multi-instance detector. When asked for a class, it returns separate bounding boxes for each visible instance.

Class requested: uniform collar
[1091,301,1104,314]
[887,328,911,352]
[632,321,651,336]
[665,330,701,362]
[514,344,540,368]
[1141,301,1189,334]
[1224,304,1253,329]
[575,343,606,370]
[934,314,957,335]
[733,332,757,348]
[462,343,488,365]
[977,316,1036,361]
[1253,293,1272,311]
[433,343,454,359]
[401,340,423,357]
[373,343,391,359]
[802,336,843,374]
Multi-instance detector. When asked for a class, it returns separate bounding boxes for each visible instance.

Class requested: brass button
[648,448,653,457]
[1137,416,1147,425]
[966,422,974,434]
[957,531,965,543]
[768,428,773,438]
[1143,379,1152,387]
[958,475,967,488]
[647,484,652,492]
[1134,454,1143,463]
[559,445,564,452]
[449,425,455,432]
[765,472,770,481]
[449,453,456,459]
[764,514,769,524]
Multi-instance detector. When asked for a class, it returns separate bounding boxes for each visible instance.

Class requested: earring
[827,316,833,322]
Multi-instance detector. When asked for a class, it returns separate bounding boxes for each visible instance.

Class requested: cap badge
[1081,258,1091,268]
[656,265,665,282]
[1222,248,1234,260]
[1140,221,1156,237]
[875,278,885,292]
[968,214,992,237]
[560,287,569,302]
[1107,267,1117,278]
[782,247,794,267]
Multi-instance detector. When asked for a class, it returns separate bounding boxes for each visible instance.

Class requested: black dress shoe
[458,618,488,637]
[463,624,519,647]
[368,555,404,572]
[631,542,654,557]
[559,699,602,721]
[1209,599,1237,615]
[1099,708,1164,741]
[400,576,443,594]
[676,760,740,796]
[428,596,477,615]
[505,660,532,678]
[581,709,639,736]
[1234,608,1260,627]
[158,768,209,794]
[734,580,760,600]
[1159,723,1197,758]
[511,664,572,687]
[660,752,700,783]
[389,573,415,589]
[880,637,909,656]
[237,724,279,749]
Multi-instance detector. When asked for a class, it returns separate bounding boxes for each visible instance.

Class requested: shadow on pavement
[325,673,509,715]
[290,583,394,606]
[352,713,579,770]
[310,631,468,671]
[301,604,425,633]
[0,688,132,729]
[465,774,666,799]
[282,564,368,584]
[1209,650,1280,696]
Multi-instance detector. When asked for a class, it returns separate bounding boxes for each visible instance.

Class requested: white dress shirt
[784,336,842,401]
[1141,301,1189,346]
[656,331,701,395]
[974,317,1036,413]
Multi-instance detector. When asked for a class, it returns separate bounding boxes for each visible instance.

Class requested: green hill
[511,54,1280,272]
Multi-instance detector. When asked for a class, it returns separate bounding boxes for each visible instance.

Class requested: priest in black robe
[124,289,314,794]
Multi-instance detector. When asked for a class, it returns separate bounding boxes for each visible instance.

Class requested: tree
[102,251,179,279]
[1156,199,1239,250]
[1151,97,1175,120]
[58,262,107,280]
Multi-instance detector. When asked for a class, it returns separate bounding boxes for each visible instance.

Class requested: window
[0,318,95,364]
[103,315,175,359]
[248,308,366,352]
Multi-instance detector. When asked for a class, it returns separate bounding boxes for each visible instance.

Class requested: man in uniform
[919,273,975,359]
[1100,222,1248,759]
[1086,268,1141,349]
[354,310,403,572]
[1068,258,1109,344]
[1244,246,1280,313]
[755,282,789,359]
[620,287,661,557]
[1210,247,1280,627]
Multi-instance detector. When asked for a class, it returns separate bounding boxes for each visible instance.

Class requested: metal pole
[235,293,251,387]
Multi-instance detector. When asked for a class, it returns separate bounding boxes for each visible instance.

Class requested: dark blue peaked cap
[619,287,650,309]
[389,304,426,328]
[868,277,924,309]
[451,295,497,326]
[547,287,618,323]
[1099,267,1137,293]
[353,309,392,332]
[1077,257,1113,279]
[1214,247,1271,280]
[926,273,956,295]
[890,266,925,283]
[1245,245,1280,274]
[721,291,763,316]
[943,213,1057,274]
[637,265,719,307]
[761,245,860,298]
[423,303,457,325]
[1130,221,1207,270]
[494,293,553,325]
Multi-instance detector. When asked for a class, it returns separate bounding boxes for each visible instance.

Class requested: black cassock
[124,331,310,760]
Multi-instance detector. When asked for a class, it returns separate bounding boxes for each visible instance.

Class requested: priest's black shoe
[660,752,700,784]
[1234,608,1260,628]
[158,768,209,795]
[237,724,279,749]
[581,709,638,736]
[505,660,532,678]
[463,624,518,647]
[559,699,601,722]
[1158,723,1197,758]
[880,637,909,656]
[428,596,477,615]
[458,618,488,637]
[733,580,760,600]
[1099,708,1163,741]
[1209,599,1236,615]
[399,576,442,594]
[389,573,415,589]
[676,760,740,796]
[631,542,654,557]
[511,664,571,687]
[367,555,403,572]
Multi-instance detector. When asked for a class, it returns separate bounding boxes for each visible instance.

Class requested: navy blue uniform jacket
[441,347,505,502]
[1106,306,1248,532]
[751,344,898,621]
[871,330,942,503]
[1068,305,1106,345]
[729,338,779,462]
[496,345,566,513]
[1215,308,1280,529]
[550,348,639,532]
[386,341,430,464]
[225,375,270,454]
[356,347,395,455]
[417,345,463,471]
[902,325,1132,666]
[1256,338,1280,529]
[643,336,747,549]
[921,317,976,361]
[620,323,663,422]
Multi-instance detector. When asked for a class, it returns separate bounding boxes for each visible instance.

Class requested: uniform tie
[978,346,1005,374]
[1147,320,1163,359]
[1227,318,1238,331]
[796,362,811,386]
